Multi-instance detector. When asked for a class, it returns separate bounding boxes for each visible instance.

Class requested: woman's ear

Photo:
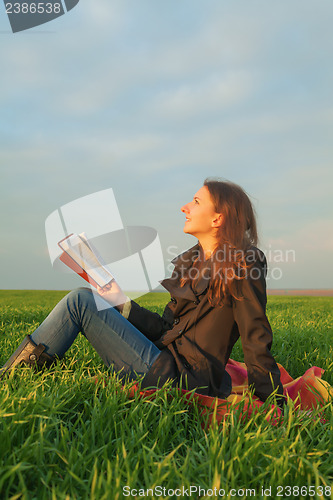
[212,213,223,228]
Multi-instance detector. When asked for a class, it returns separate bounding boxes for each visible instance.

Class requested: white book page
[77,232,108,267]
[59,233,114,287]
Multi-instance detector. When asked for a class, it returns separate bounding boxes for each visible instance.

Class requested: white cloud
[150,71,255,120]
[105,134,165,159]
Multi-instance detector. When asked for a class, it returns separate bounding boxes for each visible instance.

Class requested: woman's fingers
[97,282,112,294]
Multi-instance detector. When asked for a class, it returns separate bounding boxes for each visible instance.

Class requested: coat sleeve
[232,255,284,404]
[126,300,174,342]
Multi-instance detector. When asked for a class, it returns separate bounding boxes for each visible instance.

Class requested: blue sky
[1,0,332,290]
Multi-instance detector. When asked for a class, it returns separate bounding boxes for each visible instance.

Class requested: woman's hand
[97,280,128,311]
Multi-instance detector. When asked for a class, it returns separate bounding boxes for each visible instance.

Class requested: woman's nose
[181,204,189,214]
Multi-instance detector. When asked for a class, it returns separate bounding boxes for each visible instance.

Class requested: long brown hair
[181,178,259,307]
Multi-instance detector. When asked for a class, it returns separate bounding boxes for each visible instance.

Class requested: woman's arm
[97,282,173,342]
[124,301,173,342]
[232,255,284,404]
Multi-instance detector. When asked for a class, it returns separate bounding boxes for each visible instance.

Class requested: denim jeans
[30,287,161,381]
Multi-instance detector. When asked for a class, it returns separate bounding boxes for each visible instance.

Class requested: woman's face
[181,186,221,239]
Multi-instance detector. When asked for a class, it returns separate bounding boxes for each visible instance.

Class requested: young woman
[1,179,284,406]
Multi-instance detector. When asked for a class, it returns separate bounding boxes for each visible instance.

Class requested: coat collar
[161,243,211,300]
[170,243,200,269]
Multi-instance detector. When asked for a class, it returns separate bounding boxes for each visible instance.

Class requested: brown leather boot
[0,335,56,378]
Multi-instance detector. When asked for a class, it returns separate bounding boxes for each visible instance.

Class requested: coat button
[174,318,180,325]
[193,300,199,305]
[171,297,177,304]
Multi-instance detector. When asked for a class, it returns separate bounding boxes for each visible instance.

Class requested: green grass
[0,291,332,500]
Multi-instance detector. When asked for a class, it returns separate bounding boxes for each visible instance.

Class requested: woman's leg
[27,287,161,380]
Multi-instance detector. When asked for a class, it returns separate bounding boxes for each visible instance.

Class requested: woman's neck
[197,238,217,261]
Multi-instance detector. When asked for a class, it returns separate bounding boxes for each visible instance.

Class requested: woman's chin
[183,226,194,236]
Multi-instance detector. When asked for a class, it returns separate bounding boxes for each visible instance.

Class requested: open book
[58,232,114,288]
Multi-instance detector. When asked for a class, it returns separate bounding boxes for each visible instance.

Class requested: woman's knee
[66,287,118,318]
[66,287,95,310]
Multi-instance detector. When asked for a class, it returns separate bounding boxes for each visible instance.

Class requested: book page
[59,233,114,287]
[77,232,108,267]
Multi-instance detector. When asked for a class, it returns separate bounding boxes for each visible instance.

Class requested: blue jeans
[30,287,161,381]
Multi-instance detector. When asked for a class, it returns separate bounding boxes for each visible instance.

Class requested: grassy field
[0,290,332,500]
